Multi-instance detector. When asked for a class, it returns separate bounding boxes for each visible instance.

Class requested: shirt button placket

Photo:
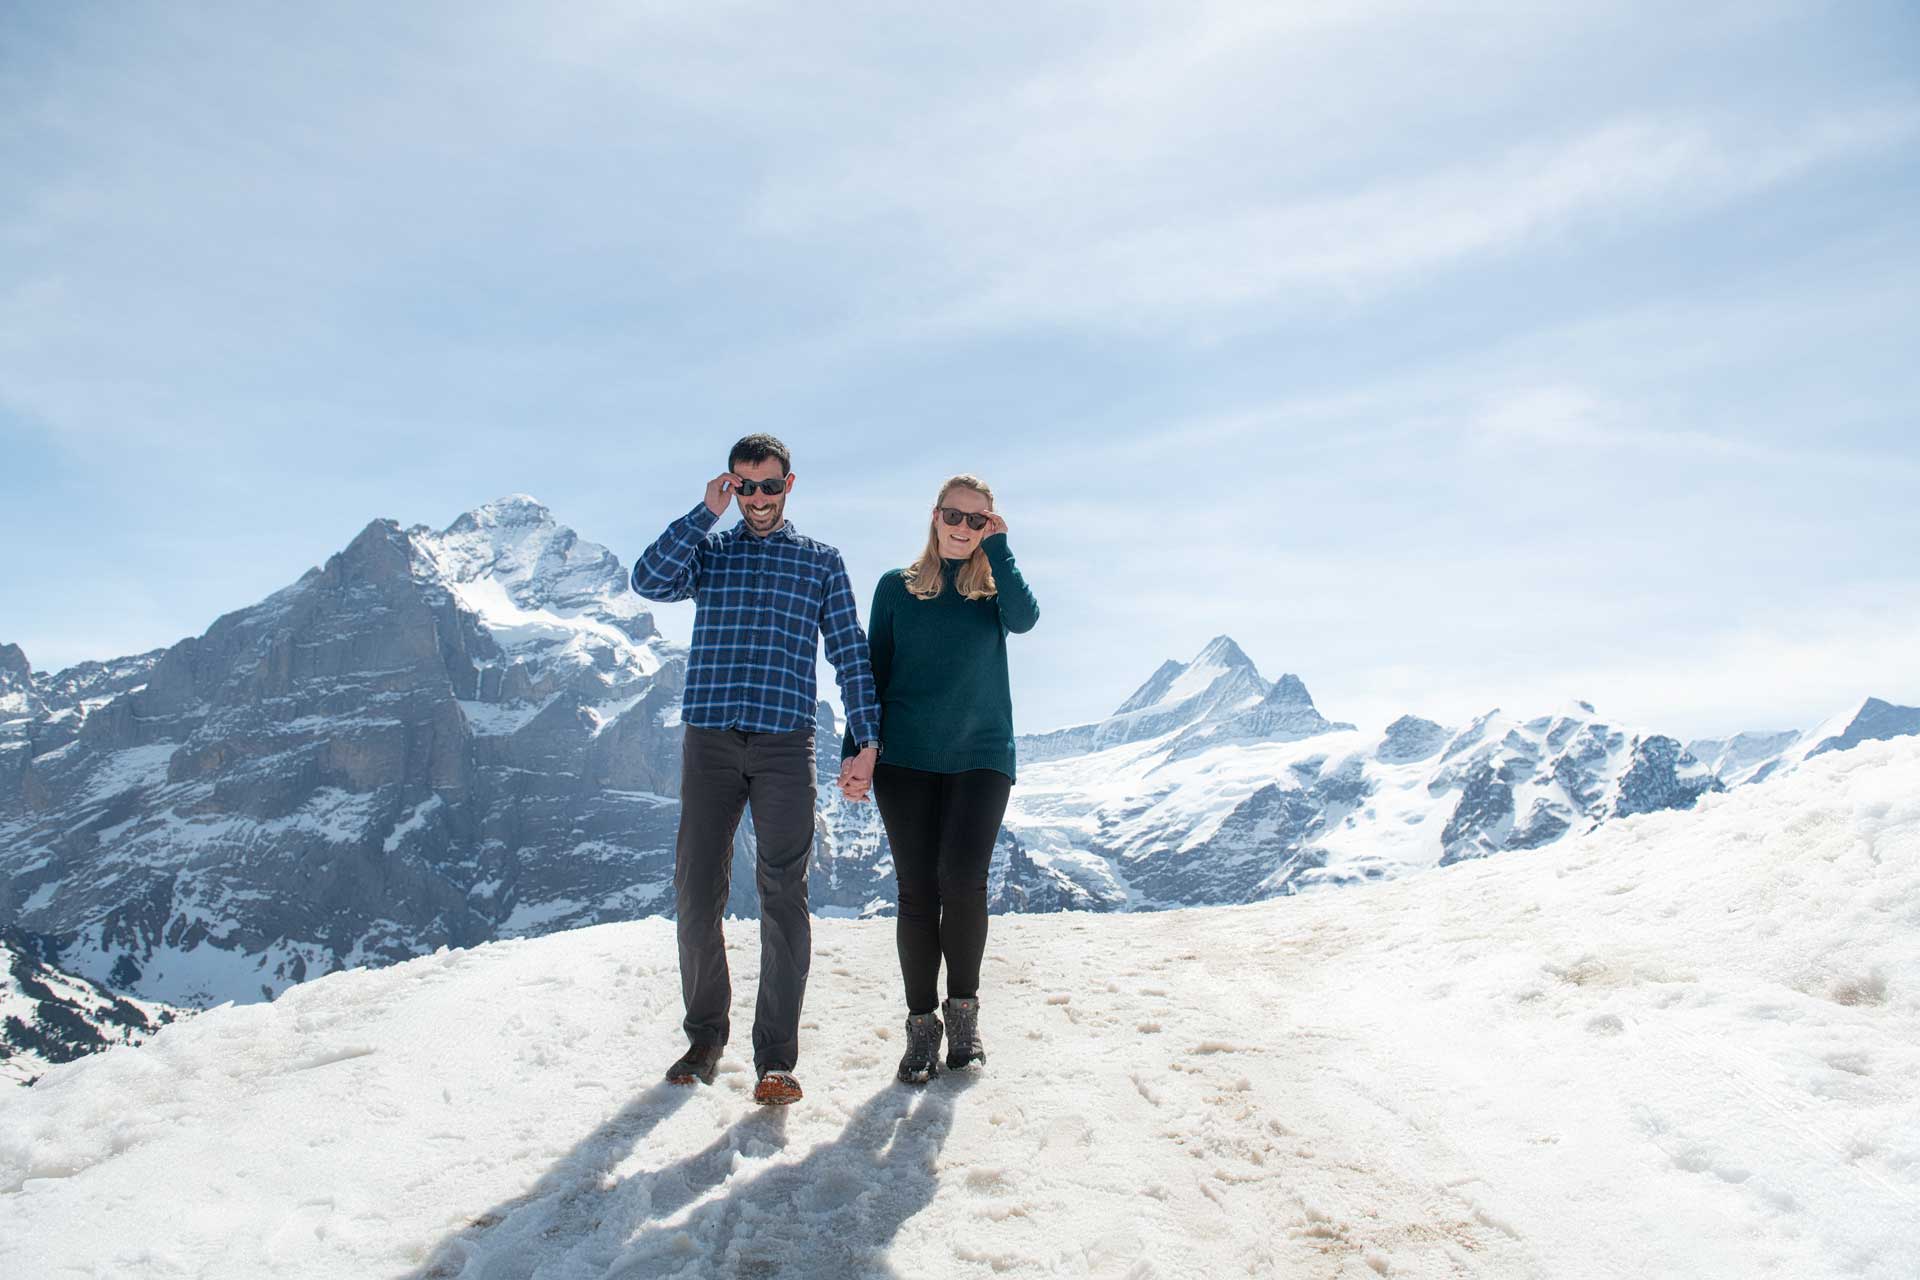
[750,539,765,729]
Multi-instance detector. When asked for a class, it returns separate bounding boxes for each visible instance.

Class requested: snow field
[1,739,1915,1278]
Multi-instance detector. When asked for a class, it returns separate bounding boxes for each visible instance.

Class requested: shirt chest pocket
[765,560,824,645]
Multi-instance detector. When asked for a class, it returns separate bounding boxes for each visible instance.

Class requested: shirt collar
[730,519,798,544]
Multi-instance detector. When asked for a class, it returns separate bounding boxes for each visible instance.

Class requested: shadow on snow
[399,1074,974,1279]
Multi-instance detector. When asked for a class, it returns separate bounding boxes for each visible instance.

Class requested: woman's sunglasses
[731,476,788,497]
[939,506,991,531]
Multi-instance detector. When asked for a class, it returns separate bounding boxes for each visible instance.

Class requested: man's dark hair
[728,433,792,476]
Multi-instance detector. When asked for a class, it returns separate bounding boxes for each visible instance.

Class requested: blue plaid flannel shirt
[631,502,880,745]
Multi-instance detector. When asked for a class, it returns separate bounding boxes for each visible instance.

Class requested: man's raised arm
[631,475,733,602]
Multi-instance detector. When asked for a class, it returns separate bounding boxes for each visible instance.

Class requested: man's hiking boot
[943,997,985,1071]
[665,1042,722,1086]
[897,1011,944,1085]
[753,1069,804,1106]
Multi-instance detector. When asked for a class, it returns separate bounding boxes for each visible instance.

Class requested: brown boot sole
[752,1072,803,1105]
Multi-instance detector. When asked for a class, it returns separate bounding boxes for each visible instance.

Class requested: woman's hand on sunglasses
[984,512,1008,539]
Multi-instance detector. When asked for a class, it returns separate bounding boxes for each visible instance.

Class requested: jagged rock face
[808,703,897,920]
[987,829,1101,914]
[1,926,182,1086]
[1613,736,1723,818]
[0,498,685,1007]
[1378,715,1449,765]
[1439,764,1515,865]
[1132,781,1328,903]
[1431,711,1718,866]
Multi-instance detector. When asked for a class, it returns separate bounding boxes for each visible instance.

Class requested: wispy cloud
[909,106,1920,333]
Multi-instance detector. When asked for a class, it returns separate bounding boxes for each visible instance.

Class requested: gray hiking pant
[674,724,817,1073]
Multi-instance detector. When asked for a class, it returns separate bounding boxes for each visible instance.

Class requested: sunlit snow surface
[1,739,1915,1278]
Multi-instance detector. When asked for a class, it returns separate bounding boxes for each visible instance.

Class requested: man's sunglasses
[731,476,788,497]
[939,506,992,531]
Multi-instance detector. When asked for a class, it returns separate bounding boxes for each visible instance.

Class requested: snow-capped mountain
[5,499,1917,1021]
[989,652,1733,910]
[1,926,181,1086]
[1690,697,1920,787]
[1,498,693,1009]
[4,737,1913,1279]
[1015,635,1344,763]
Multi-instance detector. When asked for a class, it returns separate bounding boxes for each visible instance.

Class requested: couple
[630,434,1040,1106]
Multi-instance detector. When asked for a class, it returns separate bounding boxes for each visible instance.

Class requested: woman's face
[933,486,991,559]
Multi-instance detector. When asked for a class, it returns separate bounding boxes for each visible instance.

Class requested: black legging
[871,762,1013,1015]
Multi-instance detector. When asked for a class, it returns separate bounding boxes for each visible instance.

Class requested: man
[631,434,881,1106]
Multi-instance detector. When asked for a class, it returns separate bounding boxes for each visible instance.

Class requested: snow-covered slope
[0,928,182,1086]
[3,738,1913,1279]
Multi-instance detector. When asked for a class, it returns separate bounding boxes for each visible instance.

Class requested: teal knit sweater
[841,533,1040,781]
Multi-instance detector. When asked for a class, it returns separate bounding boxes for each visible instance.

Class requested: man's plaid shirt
[631,502,880,744]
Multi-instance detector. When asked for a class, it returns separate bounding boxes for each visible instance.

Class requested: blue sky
[3,0,1917,740]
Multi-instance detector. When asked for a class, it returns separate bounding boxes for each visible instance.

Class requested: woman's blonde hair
[904,474,998,601]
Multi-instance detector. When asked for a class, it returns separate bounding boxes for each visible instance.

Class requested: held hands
[837,747,878,802]
[704,473,737,517]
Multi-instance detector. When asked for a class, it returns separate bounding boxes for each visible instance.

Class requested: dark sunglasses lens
[738,478,785,496]
[967,513,990,530]
[941,508,963,525]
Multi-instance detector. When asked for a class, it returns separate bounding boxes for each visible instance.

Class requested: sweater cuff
[685,501,720,530]
[982,532,1012,559]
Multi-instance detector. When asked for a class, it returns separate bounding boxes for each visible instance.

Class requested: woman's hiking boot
[943,997,986,1071]
[897,1011,944,1085]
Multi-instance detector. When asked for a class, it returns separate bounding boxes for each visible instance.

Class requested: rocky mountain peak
[1264,673,1316,708]
[1165,664,1353,758]
[1113,635,1263,717]
[443,494,556,537]
[1194,635,1256,672]
[1805,696,1920,759]
[0,644,29,680]
[334,518,415,584]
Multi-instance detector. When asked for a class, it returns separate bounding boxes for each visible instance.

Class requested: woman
[840,474,1040,1084]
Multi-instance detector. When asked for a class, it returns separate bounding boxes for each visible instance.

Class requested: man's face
[732,456,793,536]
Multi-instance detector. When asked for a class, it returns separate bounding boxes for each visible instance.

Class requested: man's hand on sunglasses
[704,473,736,517]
